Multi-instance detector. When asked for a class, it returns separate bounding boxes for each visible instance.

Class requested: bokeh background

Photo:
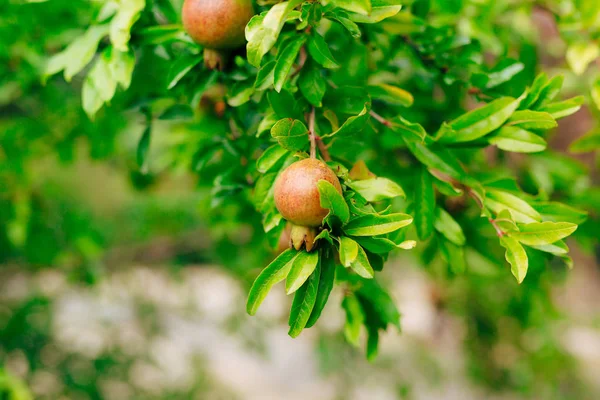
[2,0,600,399]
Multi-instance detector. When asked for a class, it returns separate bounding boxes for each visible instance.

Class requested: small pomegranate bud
[274,158,342,228]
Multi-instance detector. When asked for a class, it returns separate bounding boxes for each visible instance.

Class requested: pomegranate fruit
[274,158,342,228]
[182,0,254,69]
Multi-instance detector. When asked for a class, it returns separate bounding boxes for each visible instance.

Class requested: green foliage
[4,0,600,384]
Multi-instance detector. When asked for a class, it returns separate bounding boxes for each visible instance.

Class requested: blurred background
[2,0,600,399]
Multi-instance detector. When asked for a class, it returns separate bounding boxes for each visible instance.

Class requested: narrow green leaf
[270,118,309,152]
[530,240,569,255]
[323,104,370,138]
[246,249,299,315]
[255,60,276,90]
[346,177,405,202]
[369,84,414,107]
[342,294,365,347]
[439,238,466,274]
[349,5,402,23]
[434,208,466,246]
[519,73,547,110]
[440,96,521,143]
[286,250,320,294]
[109,0,145,51]
[506,110,557,131]
[136,125,151,171]
[532,75,563,108]
[532,201,588,225]
[167,53,202,89]
[569,130,600,153]
[485,189,541,224]
[414,167,435,240]
[307,32,340,69]
[538,97,584,120]
[353,236,415,254]
[344,213,413,236]
[509,221,577,246]
[489,126,547,153]
[288,260,321,337]
[256,145,289,173]
[499,236,528,284]
[306,249,337,328]
[331,0,371,16]
[274,35,306,92]
[299,64,326,107]
[317,180,350,224]
[404,141,464,180]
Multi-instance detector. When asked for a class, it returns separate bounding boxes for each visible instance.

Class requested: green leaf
[137,25,190,45]
[390,116,428,142]
[323,103,370,138]
[247,249,299,315]
[344,213,413,236]
[331,0,371,16]
[82,50,116,118]
[532,75,563,108]
[167,53,202,89]
[353,236,415,254]
[307,32,340,69]
[314,229,334,245]
[349,4,402,23]
[257,145,289,173]
[358,279,400,329]
[271,118,309,152]
[439,238,466,274]
[489,126,547,153]
[246,1,302,67]
[317,180,350,224]
[110,0,145,51]
[414,167,435,240]
[346,177,405,202]
[342,294,365,347]
[532,202,588,225]
[339,236,359,267]
[485,189,541,224]
[255,60,276,90]
[569,130,600,153]
[530,240,569,256]
[136,125,151,171]
[439,96,522,143]
[509,221,577,246]
[274,35,306,92]
[299,64,326,107]
[404,141,464,180]
[329,10,362,38]
[369,84,414,107]
[227,81,255,106]
[158,104,194,120]
[538,97,584,120]
[434,208,466,246]
[44,25,110,82]
[286,250,320,294]
[484,60,524,89]
[306,249,337,328]
[566,41,599,75]
[288,259,320,337]
[506,110,557,131]
[499,236,528,284]
[519,73,548,110]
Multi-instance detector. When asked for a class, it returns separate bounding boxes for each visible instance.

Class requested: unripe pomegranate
[182,0,254,69]
[274,158,342,227]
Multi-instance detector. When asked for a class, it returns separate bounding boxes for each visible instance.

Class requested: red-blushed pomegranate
[274,158,342,228]
[182,0,254,69]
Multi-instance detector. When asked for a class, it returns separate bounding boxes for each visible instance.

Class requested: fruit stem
[307,107,332,161]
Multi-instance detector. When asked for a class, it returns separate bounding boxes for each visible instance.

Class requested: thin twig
[369,110,393,127]
[316,136,331,161]
[308,107,317,159]
[290,47,308,78]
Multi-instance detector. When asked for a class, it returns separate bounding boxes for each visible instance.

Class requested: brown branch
[290,47,308,78]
